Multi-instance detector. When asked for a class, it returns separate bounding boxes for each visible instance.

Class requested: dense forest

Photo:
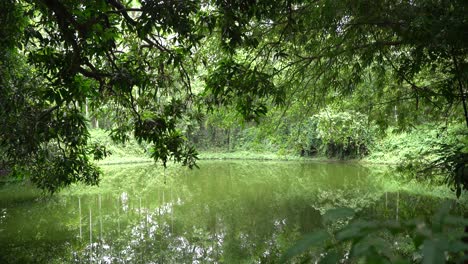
[0,0,467,263]
[1,0,466,193]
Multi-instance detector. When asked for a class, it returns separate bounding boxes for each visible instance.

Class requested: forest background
[0,0,467,196]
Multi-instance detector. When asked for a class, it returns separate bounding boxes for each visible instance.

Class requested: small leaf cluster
[204,58,284,122]
[282,205,468,263]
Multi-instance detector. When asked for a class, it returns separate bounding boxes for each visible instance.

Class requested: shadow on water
[0,161,464,263]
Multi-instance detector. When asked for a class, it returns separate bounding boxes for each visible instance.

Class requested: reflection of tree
[70,161,389,262]
[0,196,79,263]
[4,161,454,262]
[359,192,466,222]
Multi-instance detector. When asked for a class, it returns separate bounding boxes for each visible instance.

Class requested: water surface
[0,161,462,263]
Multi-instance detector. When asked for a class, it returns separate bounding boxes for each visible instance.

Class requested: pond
[0,160,464,263]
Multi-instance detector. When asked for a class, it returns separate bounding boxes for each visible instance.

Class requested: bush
[313,109,375,159]
[368,123,468,196]
[89,129,148,158]
[281,205,468,263]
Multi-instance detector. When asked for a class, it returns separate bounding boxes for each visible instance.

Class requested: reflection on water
[0,161,462,263]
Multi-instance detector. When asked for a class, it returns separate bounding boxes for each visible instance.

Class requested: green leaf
[422,240,446,264]
[392,260,412,264]
[319,251,340,264]
[280,230,330,263]
[323,207,355,224]
[432,201,453,232]
[335,220,377,241]
[412,234,425,249]
[351,236,394,260]
[447,240,468,253]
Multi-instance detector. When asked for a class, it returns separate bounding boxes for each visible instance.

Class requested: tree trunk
[226,128,230,151]
[452,53,468,129]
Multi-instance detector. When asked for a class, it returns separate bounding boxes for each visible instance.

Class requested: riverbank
[96,156,153,165]
[199,151,321,161]
[96,151,362,166]
[94,151,465,201]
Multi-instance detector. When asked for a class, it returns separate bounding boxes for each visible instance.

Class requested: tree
[1,0,467,192]
[1,0,204,192]
[220,0,467,127]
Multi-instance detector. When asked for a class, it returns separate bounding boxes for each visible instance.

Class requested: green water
[0,161,463,263]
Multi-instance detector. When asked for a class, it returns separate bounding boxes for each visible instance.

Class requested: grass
[95,151,316,166]
[96,155,153,165]
[198,150,371,164]
[93,148,385,166]
[199,150,311,161]
[87,128,388,165]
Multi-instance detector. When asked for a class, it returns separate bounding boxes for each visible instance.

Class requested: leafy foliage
[369,123,468,197]
[0,2,106,193]
[402,124,468,198]
[204,58,284,122]
[282,204,468,263]
[314,109,375,158]
[1,0,467,192]
[89,129,146,158]
[1,0,205,191]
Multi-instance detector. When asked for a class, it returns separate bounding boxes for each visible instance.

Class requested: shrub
[89,129,148,158]
[313,109,375,159]
[368,123,468,197]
